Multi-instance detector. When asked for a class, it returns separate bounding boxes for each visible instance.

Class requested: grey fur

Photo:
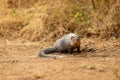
[37,33,80,58]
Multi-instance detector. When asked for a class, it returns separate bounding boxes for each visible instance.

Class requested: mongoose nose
[76,38,79,41]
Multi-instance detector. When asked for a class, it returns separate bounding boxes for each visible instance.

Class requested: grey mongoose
[37,33,80,58]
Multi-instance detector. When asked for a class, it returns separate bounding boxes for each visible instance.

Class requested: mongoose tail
[37,47,63,58]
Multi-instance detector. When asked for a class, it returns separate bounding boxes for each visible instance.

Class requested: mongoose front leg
[69,48,73,54]
[77,47,80,53]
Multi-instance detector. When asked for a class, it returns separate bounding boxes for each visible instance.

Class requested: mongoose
[37,33,80,58]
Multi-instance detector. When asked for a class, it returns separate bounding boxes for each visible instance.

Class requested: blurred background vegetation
[0,0,120,41]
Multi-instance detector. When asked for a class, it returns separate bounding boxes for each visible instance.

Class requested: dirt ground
[0,39,120,80]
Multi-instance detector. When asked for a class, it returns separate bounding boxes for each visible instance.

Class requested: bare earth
[0,40,120,80]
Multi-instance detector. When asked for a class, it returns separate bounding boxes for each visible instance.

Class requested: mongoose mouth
[72,42,80,47]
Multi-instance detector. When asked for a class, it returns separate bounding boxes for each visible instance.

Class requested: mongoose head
[71,36,80,47]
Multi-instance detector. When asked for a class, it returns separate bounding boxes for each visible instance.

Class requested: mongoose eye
[71,36,74,40]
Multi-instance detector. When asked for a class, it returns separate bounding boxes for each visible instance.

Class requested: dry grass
[5,0,38,8]
[0,0,120,41]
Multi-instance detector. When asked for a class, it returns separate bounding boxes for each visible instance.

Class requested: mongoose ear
[71,36,74,40]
